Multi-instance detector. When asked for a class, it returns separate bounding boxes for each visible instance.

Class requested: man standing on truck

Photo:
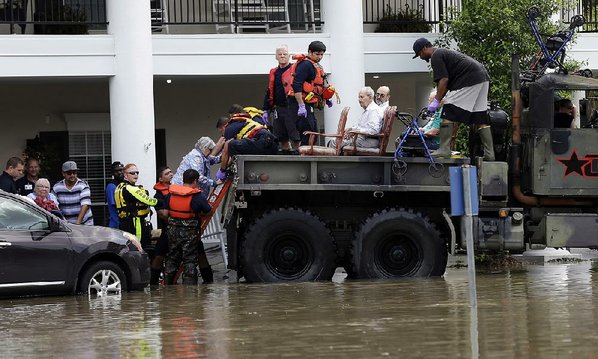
[412,38,495,161]
[162,168,213,285]
[288,41,336,146]
[263,45,296,154]
[215,111,279,181]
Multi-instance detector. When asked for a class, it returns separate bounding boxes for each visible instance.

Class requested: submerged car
[0,191,150,298]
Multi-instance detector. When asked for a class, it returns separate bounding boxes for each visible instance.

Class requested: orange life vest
[227,113,265,139]
[268,64,292,108]
[288,54,334,108]
[168,184,201,219]
[153,182,169,196]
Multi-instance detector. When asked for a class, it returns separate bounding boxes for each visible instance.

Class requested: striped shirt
[53,179,94,225]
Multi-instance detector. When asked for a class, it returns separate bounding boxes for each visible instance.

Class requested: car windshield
[0,197,50,231]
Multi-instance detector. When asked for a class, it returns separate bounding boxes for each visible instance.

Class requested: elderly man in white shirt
[330,86,383,149]
[375,86,391,113]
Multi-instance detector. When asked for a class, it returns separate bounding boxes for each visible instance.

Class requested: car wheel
[240,208,337,283]
[79,261,128,298]
[352,208,447,279]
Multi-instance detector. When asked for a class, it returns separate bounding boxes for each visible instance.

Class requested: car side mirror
[49,216,62,232]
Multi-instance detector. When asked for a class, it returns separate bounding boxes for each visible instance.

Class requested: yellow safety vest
[115,182,157,219]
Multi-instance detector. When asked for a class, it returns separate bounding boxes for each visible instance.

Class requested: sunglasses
[65,170,78,175]
[127,171,139,175]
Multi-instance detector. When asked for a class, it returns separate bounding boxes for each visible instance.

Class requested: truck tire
[240,208,337,282]
[352,209,447,279]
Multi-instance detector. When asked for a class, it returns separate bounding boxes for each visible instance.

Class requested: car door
[0,196,72,295]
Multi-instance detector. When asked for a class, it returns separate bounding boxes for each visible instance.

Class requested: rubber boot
[200,266,214,284]
[431,122,453,158]
[182,275,198,286]
[478,126,495,161]
[150,269,162,286]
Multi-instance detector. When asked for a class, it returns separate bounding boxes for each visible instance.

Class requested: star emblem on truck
[557,150,591,177]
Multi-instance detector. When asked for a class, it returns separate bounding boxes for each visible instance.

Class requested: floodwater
[2,261,598,358]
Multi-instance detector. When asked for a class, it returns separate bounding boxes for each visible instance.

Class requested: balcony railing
[0,0,597,35]
[151,0,322,34]
[363,0,461,33]
[0,0,107,34]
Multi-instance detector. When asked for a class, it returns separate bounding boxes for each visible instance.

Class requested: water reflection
[1,262,598,358]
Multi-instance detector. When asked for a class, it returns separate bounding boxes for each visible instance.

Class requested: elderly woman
[27,178,60,214]
[172,136,222,198]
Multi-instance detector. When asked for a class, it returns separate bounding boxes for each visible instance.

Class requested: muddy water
[2,262,598,358]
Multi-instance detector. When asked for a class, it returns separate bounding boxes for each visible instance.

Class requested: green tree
[438,0,579,154]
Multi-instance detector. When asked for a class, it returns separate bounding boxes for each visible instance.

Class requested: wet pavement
[2,248,598,358]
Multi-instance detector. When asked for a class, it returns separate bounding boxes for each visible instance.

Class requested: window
[68,130,112,213]
[0,197,50,231]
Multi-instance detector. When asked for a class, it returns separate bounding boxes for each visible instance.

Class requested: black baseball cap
[412,38,432,58]
[111,161,124,171]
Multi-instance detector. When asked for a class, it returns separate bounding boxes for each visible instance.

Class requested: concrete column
[107,0,156,190]
[321,0,365,133]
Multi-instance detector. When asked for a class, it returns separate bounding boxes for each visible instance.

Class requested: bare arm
[158,209,169,221]
[219,140,231,170]
[212,136,225,155]
[76,204,89,225]
[295,93,304,106]
[435,78,449,101]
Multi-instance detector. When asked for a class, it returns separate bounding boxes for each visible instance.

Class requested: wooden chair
[298,107,350,156]
[343,106,396,156]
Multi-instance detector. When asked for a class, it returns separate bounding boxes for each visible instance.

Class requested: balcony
[0,0,597,35]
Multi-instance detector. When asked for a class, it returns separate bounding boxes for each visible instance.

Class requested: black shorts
[228,131,279,156]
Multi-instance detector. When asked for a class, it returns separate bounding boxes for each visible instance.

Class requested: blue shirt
[105,182,119,228]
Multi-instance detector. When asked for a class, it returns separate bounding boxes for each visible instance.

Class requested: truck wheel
[352,209,447,279]
[240,208,336,282]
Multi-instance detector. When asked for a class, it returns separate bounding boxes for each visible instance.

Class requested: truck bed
[234,155,470,192]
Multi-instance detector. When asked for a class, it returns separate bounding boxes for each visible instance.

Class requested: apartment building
[0,0,596,224]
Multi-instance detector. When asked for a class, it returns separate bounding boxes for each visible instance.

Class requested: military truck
[219,70,598,283]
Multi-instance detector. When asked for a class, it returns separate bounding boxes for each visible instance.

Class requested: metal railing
[363,0,461,33]
[560,0,598,32]
[152,0,321,33]
[1,0,597,35]
[0,0,107,34]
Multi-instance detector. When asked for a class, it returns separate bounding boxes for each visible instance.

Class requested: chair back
[332,107,350,154]
[377,106,397,154]
[298,106,350,156]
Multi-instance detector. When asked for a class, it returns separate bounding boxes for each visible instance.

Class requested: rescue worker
[161,169,213,285]
[151,166,174,285]
[263,45,296,153]
[115,163,157,250]
[229,104,268,126]
[288,41,336,146]
[215,110,279,181]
